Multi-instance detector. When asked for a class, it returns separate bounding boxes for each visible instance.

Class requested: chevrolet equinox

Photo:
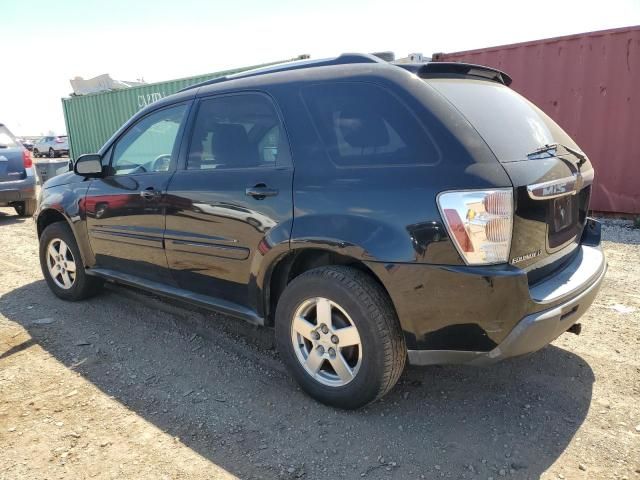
[35,54,606,409]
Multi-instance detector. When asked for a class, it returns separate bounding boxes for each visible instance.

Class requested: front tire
[33,149,40,158]
[39,222,103,301]
[275,266,406,409]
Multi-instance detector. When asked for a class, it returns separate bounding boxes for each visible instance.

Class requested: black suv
[35,54,606,409]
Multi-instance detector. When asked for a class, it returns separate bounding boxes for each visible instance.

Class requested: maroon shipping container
[433,26,640,214]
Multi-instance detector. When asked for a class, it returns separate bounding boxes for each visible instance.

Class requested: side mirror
[74,154,103,177]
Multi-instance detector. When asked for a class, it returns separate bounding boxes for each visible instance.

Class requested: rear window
[302,82,440,167]
[427,79,579,162]
[0,126,19,148]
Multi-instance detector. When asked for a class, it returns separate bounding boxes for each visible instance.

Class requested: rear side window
[187,93,289,170]
[301,82,440,167]
[0,126,19,148]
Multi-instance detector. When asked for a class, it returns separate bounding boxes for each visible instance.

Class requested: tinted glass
[111,104,187,175]
[187,94,287,170]
[301,82,440,167]
[0,126,19,148]
[427,79,579,162]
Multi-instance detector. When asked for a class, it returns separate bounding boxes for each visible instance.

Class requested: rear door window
[186,93,289,170]
[301,82,440,167]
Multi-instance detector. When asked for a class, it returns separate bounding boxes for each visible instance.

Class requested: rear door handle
[245,184,278,200]
[140,187,160,199]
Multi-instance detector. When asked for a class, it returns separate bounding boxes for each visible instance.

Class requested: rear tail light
[437,188,513,265]
[22,149,32,168]
[442,208,474,252]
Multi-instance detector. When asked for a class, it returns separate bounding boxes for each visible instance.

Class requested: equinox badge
[511,249,542,264]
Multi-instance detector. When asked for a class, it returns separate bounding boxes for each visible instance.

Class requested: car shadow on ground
[1,280,594,480]
[0,211,29,226]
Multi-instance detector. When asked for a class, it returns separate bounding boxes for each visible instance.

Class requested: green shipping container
[62,59,291,160]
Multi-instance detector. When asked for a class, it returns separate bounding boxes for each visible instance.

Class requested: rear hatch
[427,78,593,281]
[0,124,27,181]
[56,136,69,149]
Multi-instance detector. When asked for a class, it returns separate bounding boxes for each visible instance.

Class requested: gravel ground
[0,207,638,480]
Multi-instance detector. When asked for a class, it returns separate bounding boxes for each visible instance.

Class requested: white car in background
[33,135,69,158]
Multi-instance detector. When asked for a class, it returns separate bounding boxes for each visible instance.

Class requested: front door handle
[140,187,160,200]
[245,184,278,200]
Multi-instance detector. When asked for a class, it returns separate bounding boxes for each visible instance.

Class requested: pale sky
[2,0,639,136]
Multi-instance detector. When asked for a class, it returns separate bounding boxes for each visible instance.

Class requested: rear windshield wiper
[528,143,588,167]
[563,145,588,168]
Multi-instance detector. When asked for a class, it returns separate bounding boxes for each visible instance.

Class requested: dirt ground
[1,207,638,480]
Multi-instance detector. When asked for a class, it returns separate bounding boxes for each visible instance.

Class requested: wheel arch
[36,207,91,266]
[261,246,397,327]
[37,208,69,236]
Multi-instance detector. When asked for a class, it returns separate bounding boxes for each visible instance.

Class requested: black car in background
[0,123,37,216]
[34,54,606,409]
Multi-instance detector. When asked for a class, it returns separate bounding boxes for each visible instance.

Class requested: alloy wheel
[46,238,77,289]
[290,297,362,387]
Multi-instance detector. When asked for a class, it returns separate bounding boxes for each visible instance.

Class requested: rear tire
[39,221,103,301]
[275,266,406,409]
[14,199,36,217]
[48,148,55,158]
[33,149,40,158]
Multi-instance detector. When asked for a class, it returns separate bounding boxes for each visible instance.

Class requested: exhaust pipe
[567,323,582,335]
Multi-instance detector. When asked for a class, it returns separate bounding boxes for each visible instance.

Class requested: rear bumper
[364,218,607,365]
[407,248,606,365]
[0,177,36,205]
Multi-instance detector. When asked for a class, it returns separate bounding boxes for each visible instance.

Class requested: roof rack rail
[179,53,384,93]
[396,61,512,86]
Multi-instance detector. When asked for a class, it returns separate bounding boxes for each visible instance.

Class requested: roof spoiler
[396,62,512,86]
[179,53,384,93]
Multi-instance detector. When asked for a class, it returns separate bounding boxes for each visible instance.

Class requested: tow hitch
[567,323,582,335]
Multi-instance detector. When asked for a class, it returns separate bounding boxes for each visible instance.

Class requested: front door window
[111,104,187,175]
